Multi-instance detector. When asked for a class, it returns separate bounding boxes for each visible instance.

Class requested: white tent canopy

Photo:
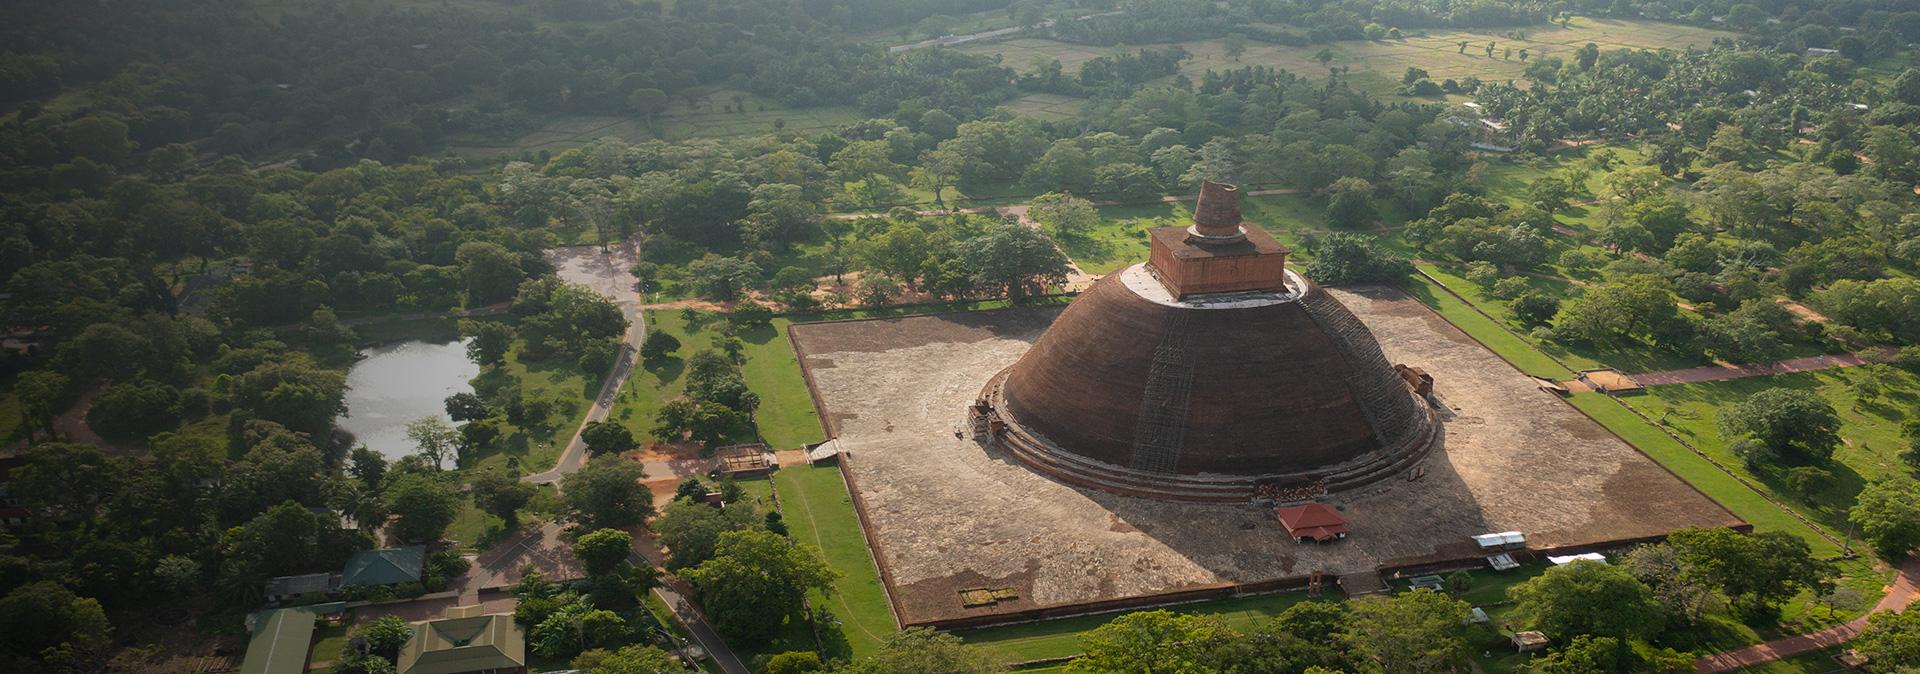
[1472,531,1526,549]
[1548,552,1608,565]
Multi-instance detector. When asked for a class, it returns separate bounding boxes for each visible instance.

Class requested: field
[963,18,1734,103]
[1616,365,1920,538]
[450,87,863,157]
[772,464,896,660]
[1001,92,1086,121]
[608,311,823,449]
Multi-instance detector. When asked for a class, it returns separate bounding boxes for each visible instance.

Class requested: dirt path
[1631,348,1895,387]
[1694,555,1920,672]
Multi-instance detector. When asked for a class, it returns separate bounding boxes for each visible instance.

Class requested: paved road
[524,242,650,485]
[1694,554,1920,672]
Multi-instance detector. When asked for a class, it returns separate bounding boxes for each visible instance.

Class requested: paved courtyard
[789,286,1743,627]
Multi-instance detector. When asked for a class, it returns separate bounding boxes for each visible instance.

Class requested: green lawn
[307,623,350,668]
[1566,392,1844,557]
[1615,365,1920,539]
[610,310,817,448]
[773,464,895,661]
[1404,272,1576,380]
[738,318,825,449]
[959,592,1315,663]
[472,339,590,472]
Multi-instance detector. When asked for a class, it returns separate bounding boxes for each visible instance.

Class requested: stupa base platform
[973,367,1440,502]
[786,286,1745,630]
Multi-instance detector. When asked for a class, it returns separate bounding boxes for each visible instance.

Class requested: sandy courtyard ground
[789,286,1743,627]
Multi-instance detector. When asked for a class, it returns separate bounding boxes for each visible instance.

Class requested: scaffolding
[1128,314,1197,474]
[1301,291,1424,449]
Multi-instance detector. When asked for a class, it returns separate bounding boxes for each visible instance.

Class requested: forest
[5,0,1920,672]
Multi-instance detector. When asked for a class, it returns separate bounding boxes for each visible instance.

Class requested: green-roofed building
[396,607,526,674]
[239,608,317,674]
[341,545,426,588]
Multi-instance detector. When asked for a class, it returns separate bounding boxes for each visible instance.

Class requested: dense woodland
[6,0,1920,672]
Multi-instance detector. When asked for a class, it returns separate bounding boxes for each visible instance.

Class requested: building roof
[239,608,317,674]
[1472,531,1526,549]
[1580,369,1643,393]
[396,612,525,674]
[341,545,426,587]
[265,572,338,598]
[1276,504,1350,541]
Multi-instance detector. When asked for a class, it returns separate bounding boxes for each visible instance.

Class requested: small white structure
[1473,531,1526,550]
[1487,552,1520,571]
[1548,552,1608,566]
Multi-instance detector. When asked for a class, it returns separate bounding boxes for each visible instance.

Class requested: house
[341,545,426,588]
[397,606,527,674]
[239,608,319,674]
[1275,503,1350,543]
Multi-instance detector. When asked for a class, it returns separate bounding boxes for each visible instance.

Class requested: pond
[336,338,478,460]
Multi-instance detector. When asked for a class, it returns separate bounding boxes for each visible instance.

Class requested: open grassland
[471,341,590,472]
[773,464,895,660]
[450,87,862,157]
[738,317,826,449]
[1001,92,1087,120]
[960,592,1313,663]
[964,18,1734,105]
[1617,365,1920,537]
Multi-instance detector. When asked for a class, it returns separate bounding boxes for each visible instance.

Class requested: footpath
[1693,555,1919,672]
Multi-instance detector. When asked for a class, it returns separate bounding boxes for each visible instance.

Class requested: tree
[1511,293,1561,327]
[1325,177,1377,228]
[1223,33,1247,61]
[640,331,680,363]
[470,467,536,528]
[1347,590,1472,673]
[387,473,461,544]
[14,370,68,443]
[581,421,638,456]
[839,627,1003,674]
[1551,275,1681,346]
[1526,177,1576,217]
[463,320,515,367]
[455,242,527,306]
[1508,560,1664,641]
[62,115,132,166]
[687,256,760,301]
[764,650,825,674]
[573,529,635,578]
[573,644,684,674]
[231,359,349,437]
[1070,609,1233,673]
[1852,477,1920,559]
[1534,635,1634,674]
[654,500,762,571]
[626,88,668,129]
[445,392,493,422]
[11,443,123,530]
[561,455,653,530]
[354,615,414,660]
[1304,232,1412,285]
[684,529,837,643]
[959,223,1070,299]
[1857,607,1920,668]
[1716,389,1841,462]
[406,416,461,469]
[87,379,183,438]
[1666,527,1831,613]
[1028,192,1099,238]
[0,582,112,672]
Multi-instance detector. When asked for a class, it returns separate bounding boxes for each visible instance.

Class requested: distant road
[886,11,1122,53]
[524,242,649,486]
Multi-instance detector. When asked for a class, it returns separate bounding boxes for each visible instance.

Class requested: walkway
[631,530,751,674]
[1694,555,1920,672]
[524,242,650,485]
[1631,348,1895,387]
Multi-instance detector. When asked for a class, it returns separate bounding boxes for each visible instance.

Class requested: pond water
[336,338,478,460]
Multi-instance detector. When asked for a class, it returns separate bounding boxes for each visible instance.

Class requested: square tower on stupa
[1145,181,1291,299]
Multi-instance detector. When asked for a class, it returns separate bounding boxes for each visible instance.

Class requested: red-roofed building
[1276,503,1349,543]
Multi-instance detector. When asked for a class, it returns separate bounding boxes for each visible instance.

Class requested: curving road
[524,242,650,485]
